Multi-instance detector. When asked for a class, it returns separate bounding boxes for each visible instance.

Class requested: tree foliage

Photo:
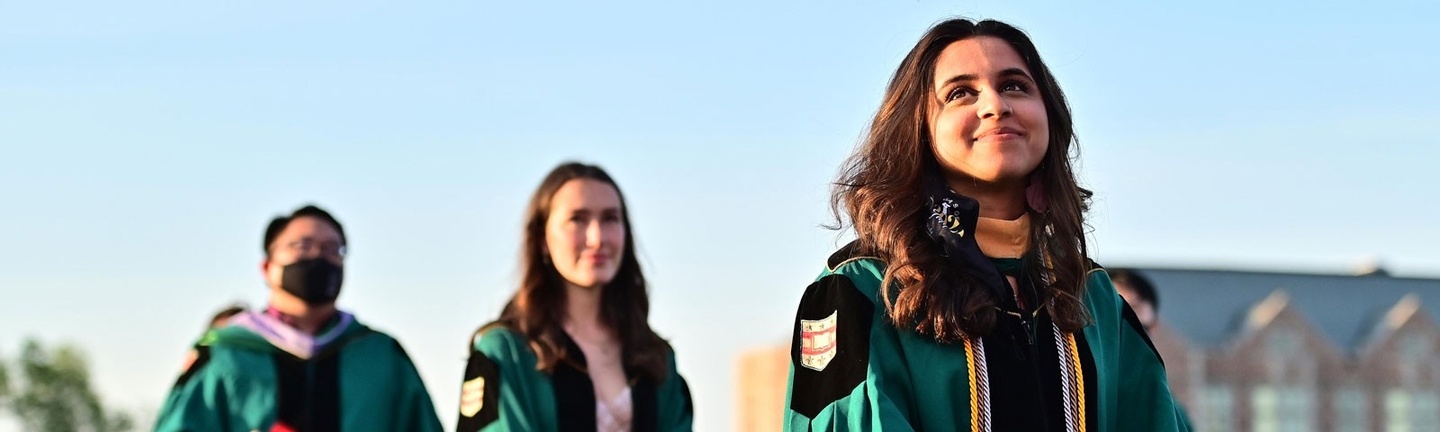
[1,339,133,432]
[0,353,10,400]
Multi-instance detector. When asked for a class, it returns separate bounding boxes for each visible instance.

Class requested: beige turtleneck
[976,213,1031,259]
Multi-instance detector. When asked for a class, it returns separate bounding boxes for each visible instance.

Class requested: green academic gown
[784,243,1189,432]
[455,323,694,432]
[154,311,443,432]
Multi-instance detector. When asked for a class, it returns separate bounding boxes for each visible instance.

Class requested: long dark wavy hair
[497,162,670,380]
[831,18,1093,341]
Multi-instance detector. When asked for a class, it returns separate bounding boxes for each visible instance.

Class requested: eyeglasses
[280,238,347,259]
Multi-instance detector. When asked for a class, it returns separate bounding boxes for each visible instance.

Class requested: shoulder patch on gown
[455,340,502,431]
[789,273,875,419]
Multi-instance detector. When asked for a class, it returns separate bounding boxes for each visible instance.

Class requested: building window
[1398,334,1434,384]
[1333,387,1369,432]
[1414,391,1438,432]
[1202,385,1233,432]
[1277,386,1314,432]
[1391,333,1438,432]
[1269,329,1302,357]
[1388,389,1412,432]
[1253,385,1314,432]
[1253,386,1278,432]
[1387,389,1440,432]
[1254,328,1314,432]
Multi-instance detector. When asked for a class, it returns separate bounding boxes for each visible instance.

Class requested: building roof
[1132,267,1440,353]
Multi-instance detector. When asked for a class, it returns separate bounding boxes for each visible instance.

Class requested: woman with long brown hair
[457,162,692,432]
[783,19,1187,431]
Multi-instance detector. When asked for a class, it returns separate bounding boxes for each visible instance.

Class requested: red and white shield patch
[459,376,486,417]
[800,310,839,371]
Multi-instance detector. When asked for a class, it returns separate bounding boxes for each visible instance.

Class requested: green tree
[0,350,10,401]
[4,339,133,432]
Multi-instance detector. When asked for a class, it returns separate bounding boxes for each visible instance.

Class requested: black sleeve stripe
[172,345,211,388]
[1119,300,1164,367]
[455,349,502,432]
[789,274,875,419]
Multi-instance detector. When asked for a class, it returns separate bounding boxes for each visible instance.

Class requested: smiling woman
[455,162,694,432]
[783,18,1190,432]
[930,36,1051,206]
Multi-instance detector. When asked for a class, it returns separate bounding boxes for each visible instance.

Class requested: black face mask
[279,258,344,305]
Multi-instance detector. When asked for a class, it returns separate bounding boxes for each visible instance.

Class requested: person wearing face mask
[455,162,693,432]
[155,205,443,432]
[782,19,1186,431]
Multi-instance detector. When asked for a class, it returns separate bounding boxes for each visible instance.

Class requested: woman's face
[544,178,627,290]
[929,36,1049,189]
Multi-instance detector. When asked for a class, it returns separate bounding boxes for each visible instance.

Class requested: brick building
[1146,268,1440,432]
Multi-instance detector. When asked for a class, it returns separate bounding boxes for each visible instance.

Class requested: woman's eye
[946,87,976,102]
[1001,81,1030,93]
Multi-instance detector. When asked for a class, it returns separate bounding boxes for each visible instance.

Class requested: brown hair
[263,204,346,257]
[498,162,669,380]
[831,18,1092,342]
[208,303,247,329]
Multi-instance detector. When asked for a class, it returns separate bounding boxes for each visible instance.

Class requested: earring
[1025,174,1049,213]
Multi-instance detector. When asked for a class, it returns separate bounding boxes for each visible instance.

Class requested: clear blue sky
[3,0,1438,430]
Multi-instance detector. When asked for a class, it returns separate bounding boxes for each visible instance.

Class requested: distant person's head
[525,163,633,291]
[501,162,667,380]
[1109,268,1158,331]
[208,304,247,329]
[831,18,1092,340]
[260,205,348,310]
